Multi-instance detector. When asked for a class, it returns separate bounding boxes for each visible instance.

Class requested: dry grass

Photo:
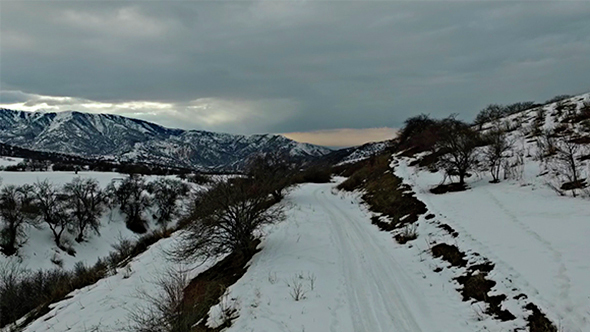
[338,154,427,231]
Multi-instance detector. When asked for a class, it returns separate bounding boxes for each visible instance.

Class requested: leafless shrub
[545,140,586,197]
[286,276,307,301]
[535,131,557,162]
[483,130,513,183]
[268,272,278,284]
[395,223,419,244]
[307,272,317,291]
[208,288,240,329]
[173,179,283,262]
[147,178,190,230]
[128,268,193,332]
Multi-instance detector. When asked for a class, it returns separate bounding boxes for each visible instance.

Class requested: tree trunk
[271,190,283,203]
[459,172,465,186]
[1,227,18,256]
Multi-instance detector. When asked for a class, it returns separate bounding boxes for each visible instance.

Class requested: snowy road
[313,187,427,332]
[222,182,475,332]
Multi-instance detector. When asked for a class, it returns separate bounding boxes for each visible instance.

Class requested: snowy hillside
[0,170,200,272]
[0,109,331,171]
[337,140,391,165]
[14,232,218,332]
[389,92,590,331]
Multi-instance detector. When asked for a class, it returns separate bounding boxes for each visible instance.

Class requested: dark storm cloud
[1,1,589,135]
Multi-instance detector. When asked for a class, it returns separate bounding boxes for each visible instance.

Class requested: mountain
[318,140,392,166]
[0,109,332,171]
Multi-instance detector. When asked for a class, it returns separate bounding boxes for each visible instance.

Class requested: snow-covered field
[0,170,196,271]
[0,156,23,168]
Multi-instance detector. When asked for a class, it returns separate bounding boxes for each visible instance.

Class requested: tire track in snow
[312,188,430,332]
[481,188,571,297]
[480,187,582,328]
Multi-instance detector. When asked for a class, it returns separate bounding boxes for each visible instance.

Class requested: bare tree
[246,151,295,202]
[474,104,505,130]
[106,177,133,211]
[128,268,194,332]
[436,117,480,186]
[535,130,557,162]
[174,179,283,262]
[550,140,584,197]
[147,178,190,230]
[119,176,152,234]
[397,114,438,151]
[483,130,513,183]
[504,101,535,115]
[64,178,105,242]
[33,180,72,249]
[0,185,37,256]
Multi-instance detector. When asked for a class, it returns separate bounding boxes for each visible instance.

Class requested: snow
[208,181,487,332]
[394,159,590,332]
[12,171,590,331]
[0,156,23,168]
[17,232,217,332]
[11,180,496,332]
[378,94,590,331]
[0,170,199,272]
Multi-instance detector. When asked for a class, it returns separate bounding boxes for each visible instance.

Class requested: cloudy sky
[1,1,589,147]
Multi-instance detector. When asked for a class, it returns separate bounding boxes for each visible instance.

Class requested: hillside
[387,92,590,331]
[0,109,331,171]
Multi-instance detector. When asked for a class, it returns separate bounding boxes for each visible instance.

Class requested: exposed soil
[438,223,459,237]
[525,303,558,332]
[430,182,467,194]
[431,243,467,267]
[182,241,261,332]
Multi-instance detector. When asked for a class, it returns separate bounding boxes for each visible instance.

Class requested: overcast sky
[1,1,589,146]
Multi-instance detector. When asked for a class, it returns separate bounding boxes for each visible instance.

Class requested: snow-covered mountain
[0,109,332,171]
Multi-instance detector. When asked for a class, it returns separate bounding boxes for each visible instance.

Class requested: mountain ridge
[0,108,333,171]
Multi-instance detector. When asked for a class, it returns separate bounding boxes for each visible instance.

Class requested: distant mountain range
[0,109,387,171]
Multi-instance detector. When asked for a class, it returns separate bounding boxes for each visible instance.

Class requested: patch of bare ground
[431,243,468,267]
[438,223,459,237]
[525,303,558,332]
[338,153,427,231]
[430,182,467,194]
[431,244,515,321]
[181,240,260,332]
